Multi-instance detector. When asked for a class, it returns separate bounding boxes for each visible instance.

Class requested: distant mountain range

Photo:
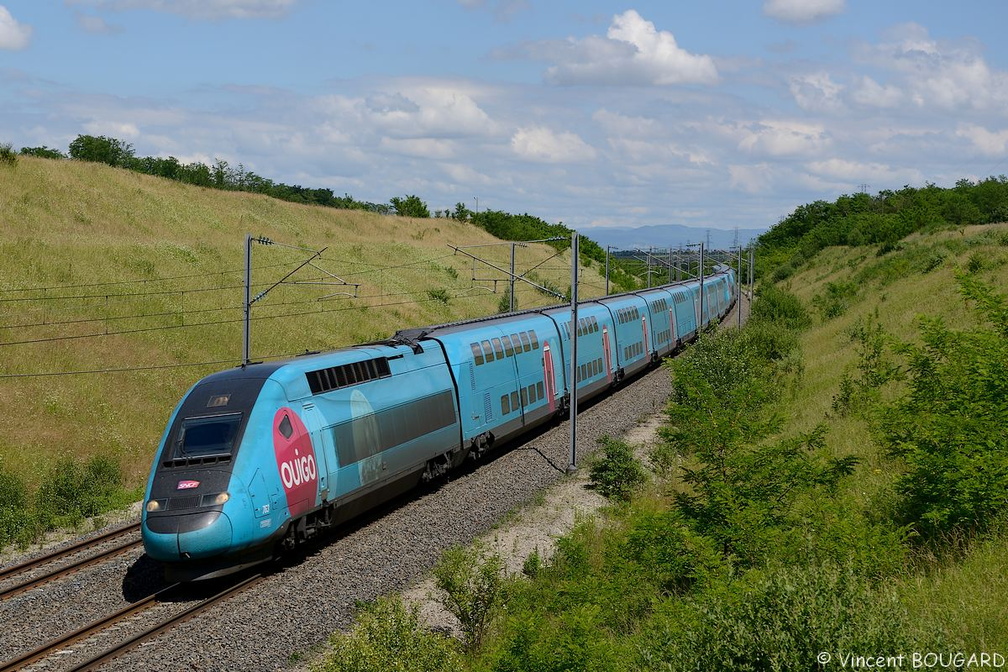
[580,224,766,251]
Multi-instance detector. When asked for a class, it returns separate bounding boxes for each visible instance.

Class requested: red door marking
[543,342,556,412]
[272,407,318,518]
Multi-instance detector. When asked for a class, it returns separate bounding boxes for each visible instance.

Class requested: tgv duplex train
[142,267,737,579]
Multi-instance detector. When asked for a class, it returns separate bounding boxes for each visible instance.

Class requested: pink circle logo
[272,408,317,517]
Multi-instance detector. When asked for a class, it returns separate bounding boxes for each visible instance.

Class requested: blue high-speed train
[142,267,736,579]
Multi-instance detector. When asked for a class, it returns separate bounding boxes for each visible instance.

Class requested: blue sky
[3,1,1008,239]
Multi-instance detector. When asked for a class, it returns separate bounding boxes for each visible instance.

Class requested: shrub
[313,596,462,672]
[425,288,450,305]
[0,142,17,166]
[34,455,124,529]
[0,470,31,547]
[812,280,858,319]
[640,564,923,670]
[588,436,646,502]
[749,285,810,330]
[433,543,507,653]
[880,276,1008,539]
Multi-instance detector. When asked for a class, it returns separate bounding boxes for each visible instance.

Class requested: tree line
[17,134,641,289]
[757,177,1008,278]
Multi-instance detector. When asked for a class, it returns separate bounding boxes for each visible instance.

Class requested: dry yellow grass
[0,156,607,488]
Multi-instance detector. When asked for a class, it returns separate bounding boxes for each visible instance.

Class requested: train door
[641,316,650,358]
[669,308,677,348]
[543,342,557,412]
[602,325,613,382]
[300,403,332,502]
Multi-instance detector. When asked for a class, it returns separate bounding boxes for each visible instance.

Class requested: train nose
[143,511,234,561]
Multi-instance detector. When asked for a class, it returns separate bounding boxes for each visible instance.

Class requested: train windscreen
[174,414,242,459]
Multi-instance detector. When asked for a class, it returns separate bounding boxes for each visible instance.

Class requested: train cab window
[175,414,242,459]
[492,338,505,359]
[481,340,495,363]
[471,343,484,366]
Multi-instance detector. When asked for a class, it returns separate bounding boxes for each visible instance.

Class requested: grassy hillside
[0,156,606,499]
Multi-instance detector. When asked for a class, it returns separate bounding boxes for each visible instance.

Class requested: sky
[3,1,1008,241]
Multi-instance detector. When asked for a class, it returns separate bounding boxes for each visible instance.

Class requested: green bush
[639,564,923,671]
[0,470,31,546]
[487,606,627,672]
[749,285,810,330]
[880,277,1008,539]
[313,596,462,672]
[433,543,508,654]
[34,455,124,530]
[812,280,858,319]
[0,142,17,166]
[588,436,646,502]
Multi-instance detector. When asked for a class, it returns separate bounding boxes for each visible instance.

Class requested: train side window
[503,336,514,357]
[530,332,540,349]
[519,332,531,352]
[510,333,522,353]
[521,387,528,406]
[492,338,504,359]
[501,395,510,415]
[537,381,544,398]
[481,340,495,362]
[471,343,484,366]
[511,391,519,411]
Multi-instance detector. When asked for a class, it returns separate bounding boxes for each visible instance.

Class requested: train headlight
[201,492,230,507]
[145,499,166,513]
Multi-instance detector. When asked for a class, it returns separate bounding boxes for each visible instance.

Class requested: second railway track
[0,522,142,601]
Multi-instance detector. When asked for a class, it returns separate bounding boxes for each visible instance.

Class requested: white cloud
[763,0,845,24]
[738,120,831,158]
[858,23,1008,112]
[66,0,299,20]
[544,10,717,86]
[789,72,844,113]
[0,5,31,50]
[805,157,922,185]
[850,76,903,108]
[366,86,497,138]
[75,13,122,34]
[729,164,774,194]
[956,124,1008,157]
[83,120,141,138]
[379,137,456,159]
[511,126,596,163]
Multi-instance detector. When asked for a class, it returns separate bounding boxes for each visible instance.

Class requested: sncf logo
[177,480,200,490]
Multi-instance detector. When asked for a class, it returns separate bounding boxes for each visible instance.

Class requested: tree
[390,194,431,218]
[68,134,135,167]
[20,146,66,160]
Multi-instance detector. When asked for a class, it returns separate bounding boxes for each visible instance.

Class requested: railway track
[0,522,142,601]
[0,571,266,672]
